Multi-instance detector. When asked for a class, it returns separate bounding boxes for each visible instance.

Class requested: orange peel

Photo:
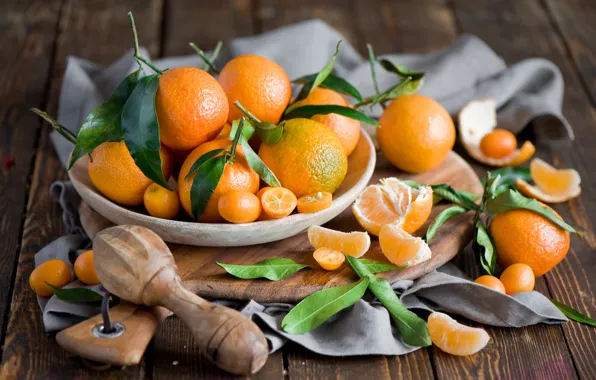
[515,158,581,203]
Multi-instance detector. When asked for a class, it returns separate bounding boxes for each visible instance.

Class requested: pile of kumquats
[31,11,588,358]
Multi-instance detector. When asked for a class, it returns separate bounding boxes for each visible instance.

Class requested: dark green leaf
[474,220,496,275]
[425,206,468,242]
[292,73,363,102]
[46,283,103,302]
[257,121,285,145]
[550,299,596,327]
[345,256,431,347]
[121,74,170,189]
[283,105,380,127]
[68,69,144,169]
[486,190,576,232]
[185,148,227,180]
[282,276,369,334]
[190,154,226,219]
[217,258,308,281]
[431,184,479,211]
[378,59,425,80]
[241,138,281,187]
[358,259,402,274]
[485,168,531,196]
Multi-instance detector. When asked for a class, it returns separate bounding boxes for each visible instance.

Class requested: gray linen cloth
[39,20,568,356]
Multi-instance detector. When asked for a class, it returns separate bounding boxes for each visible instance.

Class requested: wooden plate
[69,129,376,247]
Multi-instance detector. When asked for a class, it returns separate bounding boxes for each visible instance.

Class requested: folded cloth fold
[39,20,568,355]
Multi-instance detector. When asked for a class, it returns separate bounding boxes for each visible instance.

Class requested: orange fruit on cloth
[352,178,433,236]
[479,129,517,159]
[178,139,259,222]
[294,88,361,156]
[258,118,347,198]
[499,263,535,295]
[155,67,229,151]
[88,142,173,206]
[74,250,101,285]
[297,191,333,214]
[260,187,297,219]
[474,275,506,294]
[428,312,490,356]
[218,54,292,124]
[144,183,181,220]
[489,206,570,277]
[307,225,371,258]
[378,224,431,267]
[218,190,262,224]
[29,259,72,297]
[377,94,455,173]
[313,248,345,271]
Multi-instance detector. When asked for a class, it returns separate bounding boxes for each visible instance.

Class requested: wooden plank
[451,0,596,378]
[0,0,163,377]
[0,0,63,343]
[543,0,596,106]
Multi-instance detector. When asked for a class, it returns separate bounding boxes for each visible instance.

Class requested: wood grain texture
[0,0,163,378]
[0,0,63,343]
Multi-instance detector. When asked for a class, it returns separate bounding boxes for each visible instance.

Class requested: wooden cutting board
[81,151,483,304]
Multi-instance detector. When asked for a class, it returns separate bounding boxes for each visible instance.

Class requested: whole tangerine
[500,263,535,295]
[479,129,517,159]
[218,190,262,223]
[29,259,72,297]
[144,183,181,220]
[474,275,506,293]
[74,250,101,285]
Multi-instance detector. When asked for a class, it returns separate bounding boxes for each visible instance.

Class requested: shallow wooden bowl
[69,129,376,247]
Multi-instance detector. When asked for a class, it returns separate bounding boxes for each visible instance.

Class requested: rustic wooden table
[1,0,595,378]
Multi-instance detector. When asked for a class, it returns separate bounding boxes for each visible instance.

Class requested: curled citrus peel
[458,99,535,167]
[515,158,581,203]
[352,178,433,236]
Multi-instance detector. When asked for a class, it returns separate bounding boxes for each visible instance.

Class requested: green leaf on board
[283,105,380,127]
[345,256,431,347]
[358,259,402,274]
[217,258,309,281]
[46,283,103,302]
[431,184,479,211]
[190,154,226,219]
[486,189,576,233]
[286,41,342,114]
[241,138,281,187]
[378,59,425,80]
[185,148,227,180]
[550,299,596,327]
[474,220,496,276]
[425,206,468,242]
[121,74,170,189]
[282,276,370,334]
[68,68,144,169]
[293,73,363,102]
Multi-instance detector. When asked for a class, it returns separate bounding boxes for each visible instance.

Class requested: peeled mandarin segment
[516,178,581,203]
[307,225,371,258]
[297,192,333,214]
[378,224,431,267]
[261,187,297,219]
[143,183,181,220]
[473,275,505,293]
[529,158,581,196]
[352,185,401,236]
[428,312,490,356]
[381,178,434,234]
[313,248,346,271]
[499,263,535,295]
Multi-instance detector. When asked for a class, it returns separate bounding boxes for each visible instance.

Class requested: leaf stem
[367,43,381,97]
[228,118,245,162]
[31,108,77,144]
[128,11,164,75]
[234,101,262,124]
[189,42,220,74]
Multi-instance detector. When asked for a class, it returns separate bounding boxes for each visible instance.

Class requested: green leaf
[217,258,308,281]
[345,256,431,347]
[190,154,226,219]
[121,74,171,189]
[282,276,369,334]
[431,184,479,211]
[185,148,227,180]
[550,299,596,327]
[46,283,103,302]
[286,41,342,114]
[474,220,496,275]
[485,168,531,196]
[486,190,576,233]
[230,118,255,141]
[241,138,281,187]
[358,259,402,274]
[367,43,381,97]
[68,69,144,169]
[378,59,425,81]
[425,206,468,242]
[292,73,363,102]
[283,105,380,127]
[402,180,423,189]
[355,77,423,108]
[257,121,285,145]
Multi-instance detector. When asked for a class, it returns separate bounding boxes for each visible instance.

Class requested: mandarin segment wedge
[307,225,371,258]
[428,312,490,356]
[378,224,431,267]
[515,158,581,204]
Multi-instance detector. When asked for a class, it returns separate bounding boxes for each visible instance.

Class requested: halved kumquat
[313,248,345,271]
[297,192,332,214]
[261,187,297,219]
